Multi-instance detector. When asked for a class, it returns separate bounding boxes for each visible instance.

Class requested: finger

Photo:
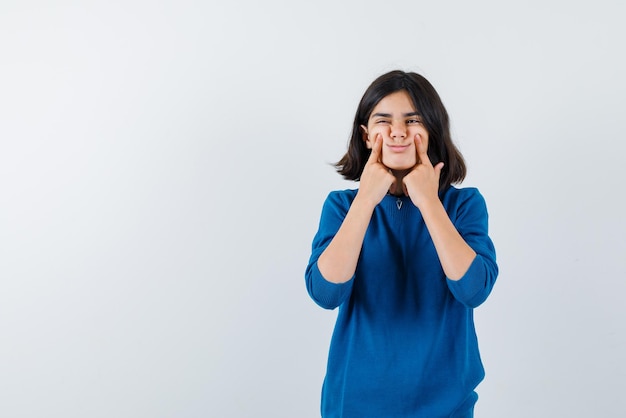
[414,135,432,167]
[367,134,383,165]
[434,162,444,178]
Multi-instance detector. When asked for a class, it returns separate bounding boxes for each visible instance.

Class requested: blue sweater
[305,187,498,418]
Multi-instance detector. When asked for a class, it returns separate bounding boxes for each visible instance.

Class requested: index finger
[414,135,432,166]
[366,134,382,165]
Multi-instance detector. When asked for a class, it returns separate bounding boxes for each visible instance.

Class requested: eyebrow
[371,111,421,118]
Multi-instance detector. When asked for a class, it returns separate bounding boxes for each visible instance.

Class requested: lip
[386,144,411,153]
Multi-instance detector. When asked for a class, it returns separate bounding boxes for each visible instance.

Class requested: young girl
[305,70,498,417]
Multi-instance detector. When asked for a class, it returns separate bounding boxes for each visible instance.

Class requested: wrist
[416,195,443,215]
[353,192,379,212]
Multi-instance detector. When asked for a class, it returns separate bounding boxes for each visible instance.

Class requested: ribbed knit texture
[305,187,498,418]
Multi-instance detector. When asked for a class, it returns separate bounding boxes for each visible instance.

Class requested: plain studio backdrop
[1,1,625,417]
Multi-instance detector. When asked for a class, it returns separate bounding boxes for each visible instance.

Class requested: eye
[375,119,390,124]
[407,118,422,124]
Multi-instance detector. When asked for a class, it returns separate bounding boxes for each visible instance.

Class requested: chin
[383,158,416,171]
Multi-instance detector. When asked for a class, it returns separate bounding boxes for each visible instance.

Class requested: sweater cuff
[446,255,488,308]
[309,261,354,310]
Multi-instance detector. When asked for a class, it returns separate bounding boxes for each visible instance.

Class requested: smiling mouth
[386,144,410,152]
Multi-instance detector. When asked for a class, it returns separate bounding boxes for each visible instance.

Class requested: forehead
[370,90,416,114]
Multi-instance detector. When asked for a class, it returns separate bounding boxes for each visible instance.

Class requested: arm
[316,195,377,283]
[403,135,475,280]
[317,135,395,283]
[305,193,355,309]
[403,135,498,307]
[419,199,476,280]
[444,189,498,307]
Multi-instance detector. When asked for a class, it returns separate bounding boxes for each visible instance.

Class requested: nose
[390,120,406,141]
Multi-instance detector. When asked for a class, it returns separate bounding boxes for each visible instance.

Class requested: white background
[1,1,625,417]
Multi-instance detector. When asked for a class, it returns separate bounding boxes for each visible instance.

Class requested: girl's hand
[402,135,444,209]
[357,135,395,208]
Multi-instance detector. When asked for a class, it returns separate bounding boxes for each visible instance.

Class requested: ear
[360,125,372,149]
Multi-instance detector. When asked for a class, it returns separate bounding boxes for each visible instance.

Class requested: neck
[388,168,411,196]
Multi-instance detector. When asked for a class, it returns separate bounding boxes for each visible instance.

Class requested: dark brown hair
[335,70,466,192]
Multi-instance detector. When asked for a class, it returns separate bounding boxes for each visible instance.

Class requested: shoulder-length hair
[335,70,466,192]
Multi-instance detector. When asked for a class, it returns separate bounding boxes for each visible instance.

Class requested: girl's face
[361,90,429,171]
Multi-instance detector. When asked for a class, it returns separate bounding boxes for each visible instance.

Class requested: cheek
[409,126,425,137]
[368,125,389,138]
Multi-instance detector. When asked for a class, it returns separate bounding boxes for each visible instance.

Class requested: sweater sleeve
[305,191,355,310]
[445,188,499,308]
